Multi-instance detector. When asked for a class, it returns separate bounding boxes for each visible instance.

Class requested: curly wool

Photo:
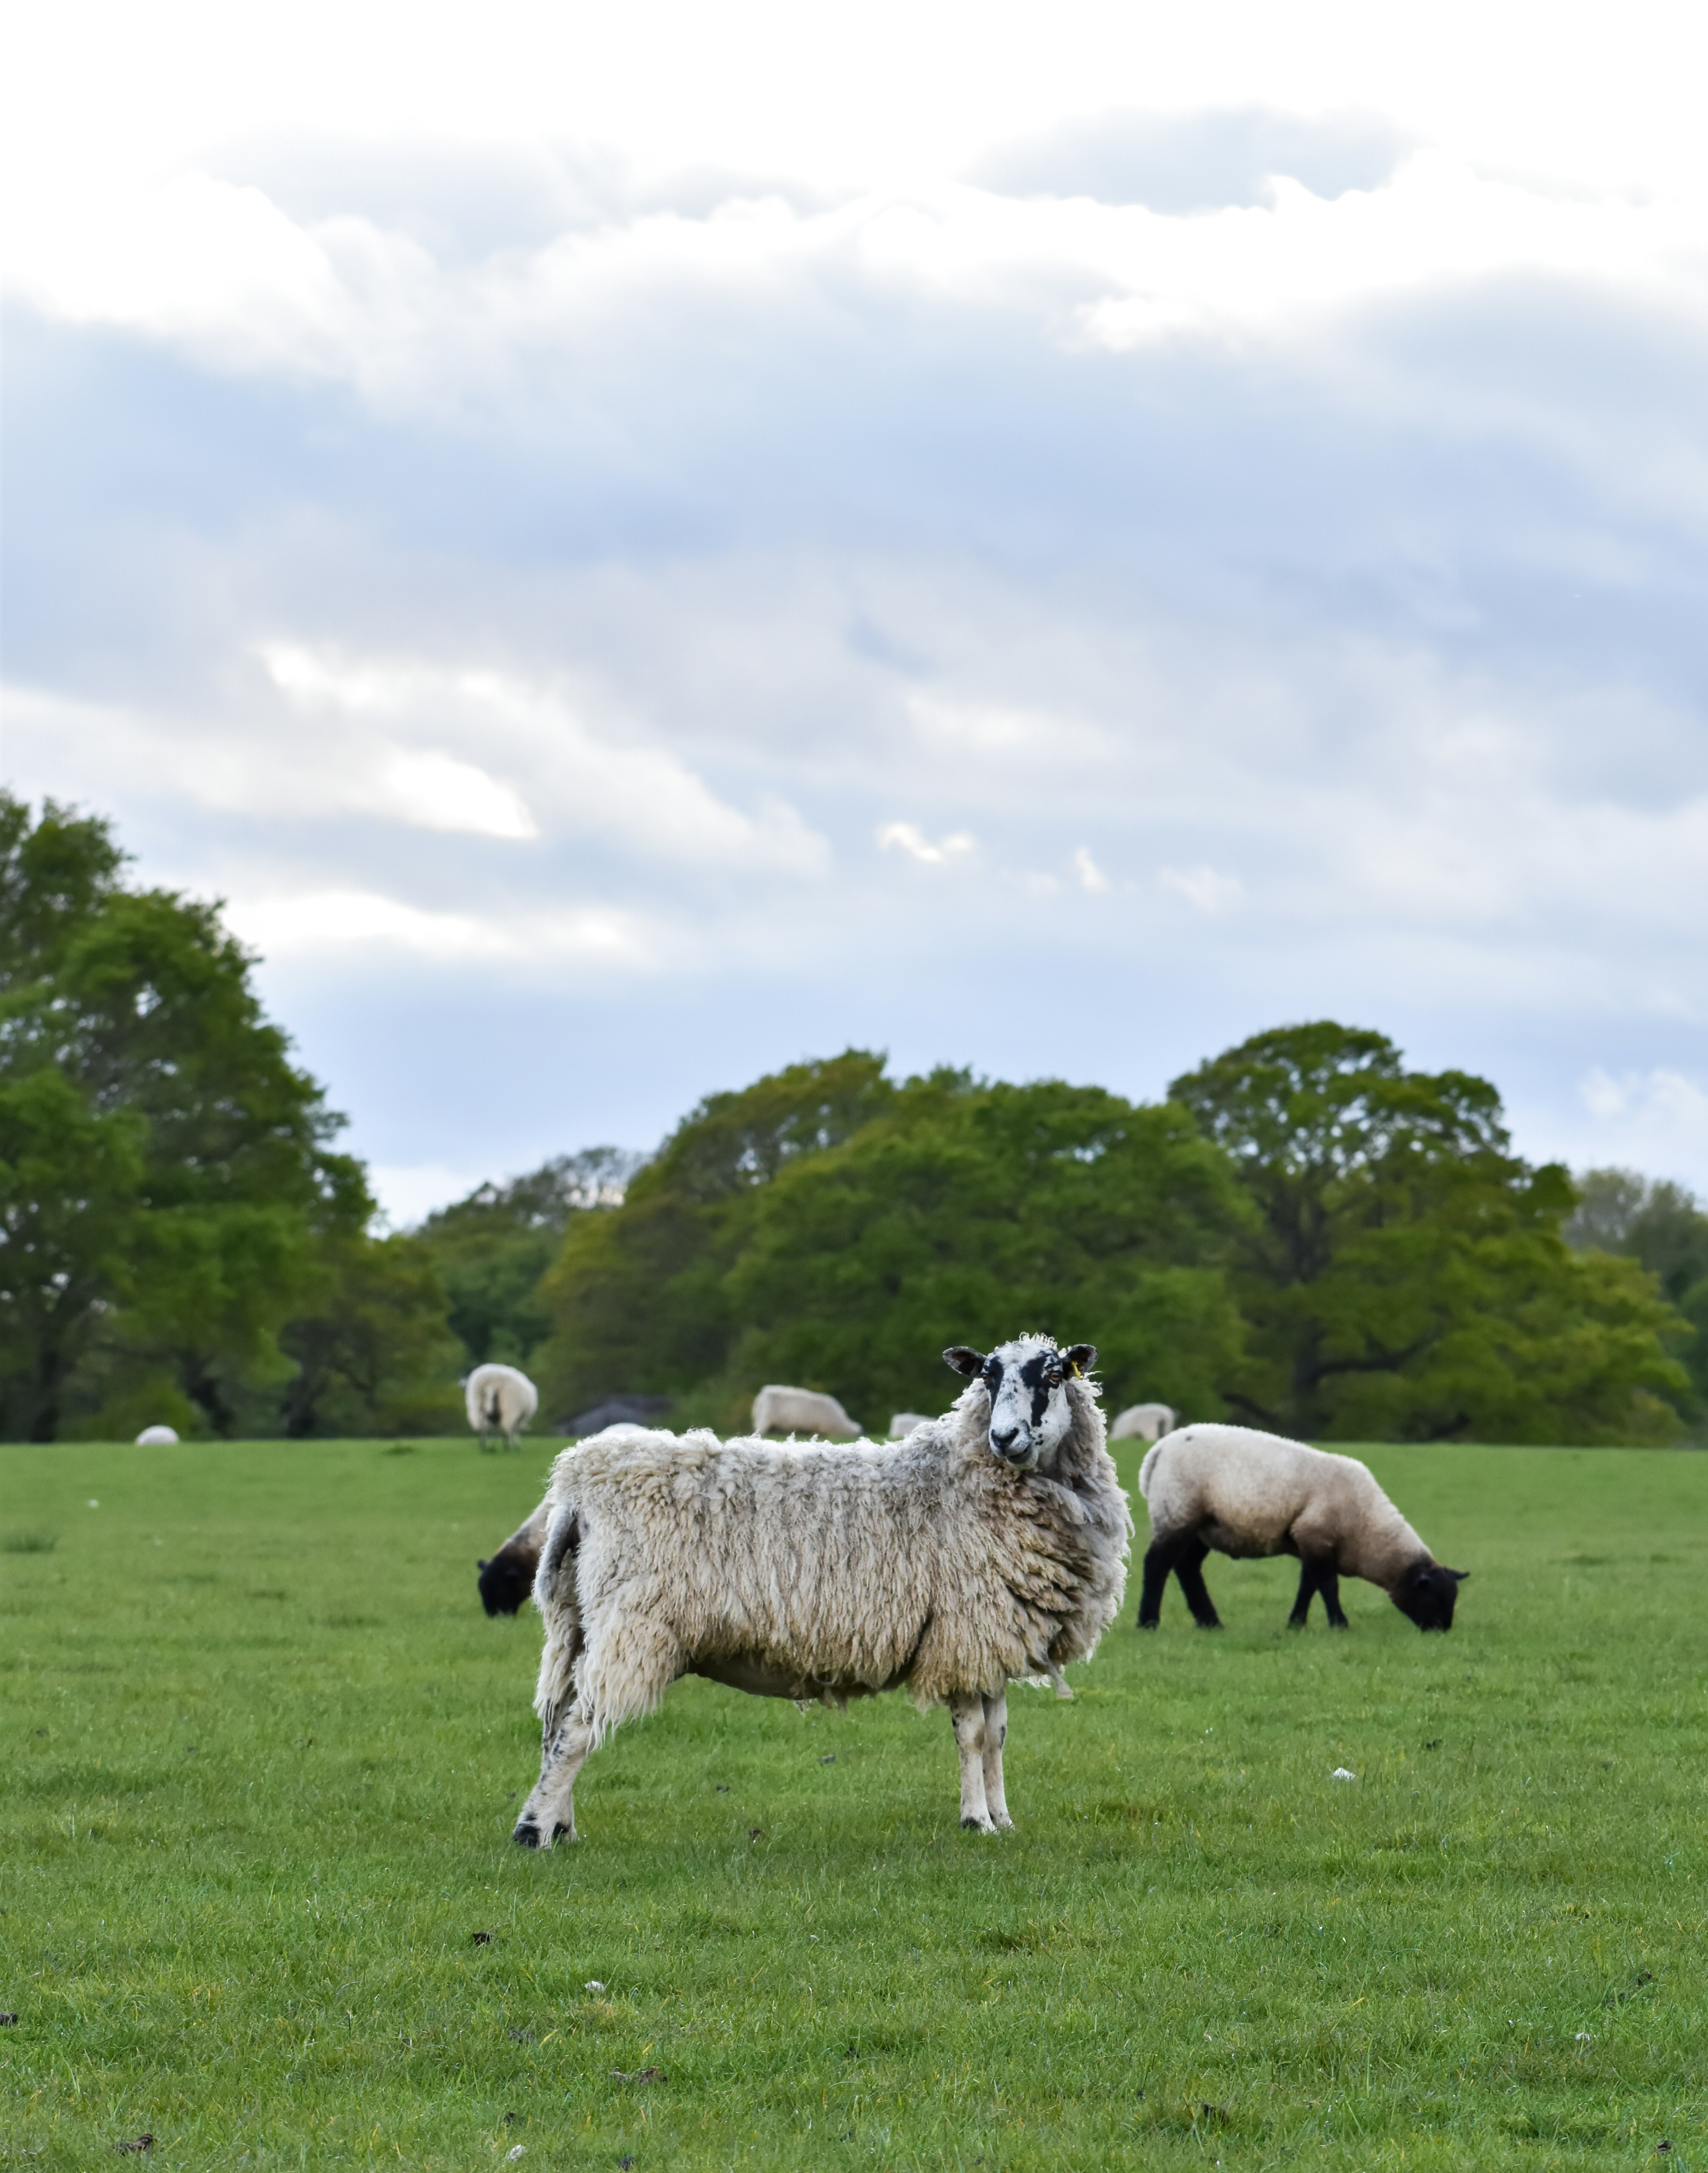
[531,1364,1132,1741]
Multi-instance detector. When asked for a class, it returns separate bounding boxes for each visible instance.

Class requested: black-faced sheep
[500,1335,1131,1845]
[465,1363,538,1451]
[750,1384,862,1439]
[1137,1422,1467,1633]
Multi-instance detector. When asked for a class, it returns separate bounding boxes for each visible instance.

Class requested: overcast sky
[4,0,1705,1218]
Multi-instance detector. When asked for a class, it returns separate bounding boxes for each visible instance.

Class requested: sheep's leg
[1319,1568,1350,1629]
[980,1690,1012,1831]
[1137,1541,1174,1628]
[1173,1538,1222,1629]
[515,1698,598,1849]
[1288,1561,1320,1628]
[950,1695,996,1833]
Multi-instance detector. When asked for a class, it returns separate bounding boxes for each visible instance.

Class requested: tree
[535,1053,1246,1429]
[1566,1169,1708,1419]
[0,794,369,1439]
[278,1232,462,1437]
[724,1072,1247,1427]
[534,1052,894,1420]
[415,1149,641,1373]
[1170,1022,1690,1442]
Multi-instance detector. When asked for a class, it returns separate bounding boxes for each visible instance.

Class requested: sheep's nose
[990,1425,1021,1457]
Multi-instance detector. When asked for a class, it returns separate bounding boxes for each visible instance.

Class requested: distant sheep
[1137,1422,1467,1633]
[465,1363,539,1452]
[497,1334,1131,1845]
[889,1412,933,1437]
[751,1384,861,1439]
[1109,1402,1177,1445]
[135,1425,179,1446]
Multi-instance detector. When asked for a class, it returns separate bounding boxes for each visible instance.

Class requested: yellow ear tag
[1068,1361,1081,1378]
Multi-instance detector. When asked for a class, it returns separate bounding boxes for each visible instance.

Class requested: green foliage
[537,1053,1244,1424]
[1170,1022,1689,1443]
[0,793,369,1439]
[278,1232,464,1437]
[1567,1168,1708,1419]
[3,1435,1706,2169]
[415,1149,640,1373]
[535,1051,895,1420]
[723,1073,1247,1425]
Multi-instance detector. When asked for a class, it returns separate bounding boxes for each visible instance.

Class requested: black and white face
[943,1336,1097,1471]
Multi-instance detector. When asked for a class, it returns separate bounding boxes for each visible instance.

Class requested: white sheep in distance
[1137,1422,1468,1632]
[889,1411,933,1437]
[465,1363,539,1452]
[505,1334,1131,1846]
[751,1383,861,1439]
[135,1425,179,1446]
[1109,1401,1177,1445]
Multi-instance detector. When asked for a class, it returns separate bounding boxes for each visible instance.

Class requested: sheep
[1136,1422,1467,1633]
[889,1411,933,1437]
[1109,1401,1177,1445]
[135,1425,179,1446]
[503,1333,1131,1846]
[751,1383,862,1439]
[465,1363,539,1452]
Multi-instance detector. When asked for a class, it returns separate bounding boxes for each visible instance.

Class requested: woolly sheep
[751,1383,862,1439]
[465,1363,539,1452]
[1136,1422,1467,1633]
[889,1411,933,1437]
[1109,1401,1176,1445]
[500,1334,1131,1846]
[135,1425,179,1446]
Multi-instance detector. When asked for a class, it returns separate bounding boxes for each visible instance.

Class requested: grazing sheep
[1110,1402,1177,1445]
[751,1384,861,1439]
[465,1363,539,1452]
[135,1425,179,1446]
[504,1334,1131,1846]
[1137,1423,1467,1633]
[889,1411,933,1437]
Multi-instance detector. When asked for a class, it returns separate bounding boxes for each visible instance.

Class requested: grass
[2,1435,1705,2171]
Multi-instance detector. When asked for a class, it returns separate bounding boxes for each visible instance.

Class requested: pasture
[2,1436,1705,2170]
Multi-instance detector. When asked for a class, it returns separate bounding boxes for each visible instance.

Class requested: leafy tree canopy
[1170,1022,1689,1443]
[0,794,372,1439]
[415,1148,642,1372]
[536,1053,1246,1429]
[1566,1168,1708,1417]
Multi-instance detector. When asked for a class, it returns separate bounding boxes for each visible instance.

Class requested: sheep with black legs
[1136,1422,1467,1633]
[503,1334,1131,1846]
[465,1363,538,1451]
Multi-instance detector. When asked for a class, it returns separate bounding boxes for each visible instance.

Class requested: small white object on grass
[584,1980,605,1992]
[1331,1767,1357,1781]
[87,1499,99,1509]
[506,2149,526,2163]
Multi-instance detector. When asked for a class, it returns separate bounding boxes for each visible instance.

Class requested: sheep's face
[1392,1560,1468,1632]
[943,1336,1097,1471]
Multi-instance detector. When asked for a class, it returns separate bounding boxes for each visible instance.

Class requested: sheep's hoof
[1136,1618,1160,1632]
[513,1820,543,1849]
[992,1812,1015,1831]
[960,1814,998,1834]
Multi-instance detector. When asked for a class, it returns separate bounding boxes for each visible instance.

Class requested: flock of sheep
[461,1345,1465,1845]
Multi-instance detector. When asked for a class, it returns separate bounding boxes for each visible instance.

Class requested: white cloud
[368,1161,492,1228]
[1574,1068,1708,1190]
[876,820,976,865]
[1158,863,1245,914]
[376,747,537,839]
[222,886,646,963]
[1073,846,1109,892]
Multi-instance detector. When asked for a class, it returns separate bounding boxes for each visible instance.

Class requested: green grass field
[3,1435,1705,2171]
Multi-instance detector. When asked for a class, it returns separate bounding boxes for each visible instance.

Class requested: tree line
[2,793,1702,1444]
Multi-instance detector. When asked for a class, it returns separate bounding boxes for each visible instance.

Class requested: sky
[4,0,1706,1220]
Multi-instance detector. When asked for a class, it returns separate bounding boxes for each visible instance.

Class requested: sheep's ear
[943,1346,986,1377]
[1448,1568,1469,1582]
[1062,1343,1097,1377]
